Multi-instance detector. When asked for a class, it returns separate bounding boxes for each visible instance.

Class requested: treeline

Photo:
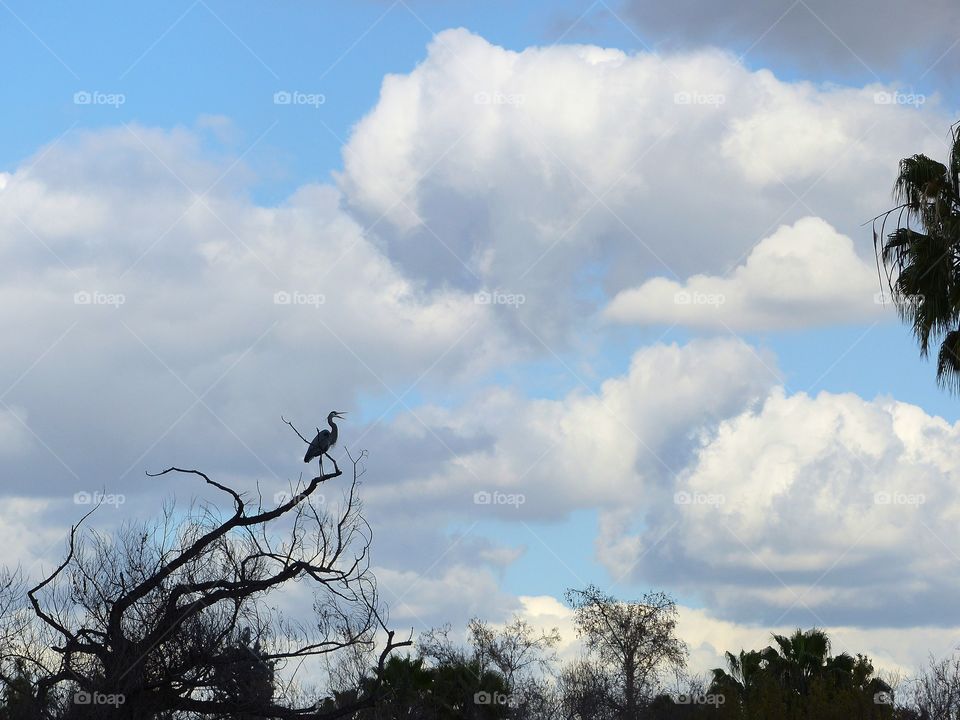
[318,594,954,720]
[0,445,955,719]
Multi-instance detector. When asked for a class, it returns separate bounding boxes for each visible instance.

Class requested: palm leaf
[937,330,960,392]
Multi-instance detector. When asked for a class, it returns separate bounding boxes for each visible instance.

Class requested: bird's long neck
[328,416,338,440]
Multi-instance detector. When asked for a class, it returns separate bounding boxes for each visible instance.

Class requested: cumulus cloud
[0,125,512,498]
[598,388,960,628]
[604,216,883,330]
[363,338,776,521]
[2,28,954,678]
[338,29,948,340]
[358,332,960,635]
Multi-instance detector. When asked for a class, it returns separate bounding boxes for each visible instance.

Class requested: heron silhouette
[304,411,346,471]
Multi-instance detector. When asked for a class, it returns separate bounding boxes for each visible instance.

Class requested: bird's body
[304,411,345,465]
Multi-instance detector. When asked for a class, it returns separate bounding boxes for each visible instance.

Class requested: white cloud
[376,564,520,630]
[363,338,776,520]
[604,216,882,330]
[0,125,514,497]
[338,29,948,338]
[675,606,960,677]
[1,28,955,680]
[598,387,960,628]
[513,594,958,677]
[357,332,960,637]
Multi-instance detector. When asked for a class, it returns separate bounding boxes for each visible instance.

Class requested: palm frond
[936,329,960,392]
[882,227,959,355]
[894,154,948,217]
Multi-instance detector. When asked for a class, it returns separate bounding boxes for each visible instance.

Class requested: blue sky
[4,0,960,673]
[2,1,618,199]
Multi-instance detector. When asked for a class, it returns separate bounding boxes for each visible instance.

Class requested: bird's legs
[315,428,324,475]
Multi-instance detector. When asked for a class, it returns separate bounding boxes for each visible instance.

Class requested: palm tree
[710,649,765,699]
[764,628,834,695]
[876,121,960,391]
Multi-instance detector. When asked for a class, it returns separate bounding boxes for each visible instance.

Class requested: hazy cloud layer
[618,0,960,80]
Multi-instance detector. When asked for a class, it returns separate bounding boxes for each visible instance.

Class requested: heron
[304,411,346,471]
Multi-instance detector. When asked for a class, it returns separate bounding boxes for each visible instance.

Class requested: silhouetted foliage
[4,436,409,720]
[874,120,960,390]
[563,585,687,719]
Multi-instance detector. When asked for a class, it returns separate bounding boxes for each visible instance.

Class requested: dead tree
[26,426,410,719]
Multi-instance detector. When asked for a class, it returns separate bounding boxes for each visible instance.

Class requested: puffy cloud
[599,388,960,627]
[2,28,955,679]
[357,332,960,636]
[604,216,882,330]
[362,338,776,520]
[0,125,513,499]
[338,29,948,340]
